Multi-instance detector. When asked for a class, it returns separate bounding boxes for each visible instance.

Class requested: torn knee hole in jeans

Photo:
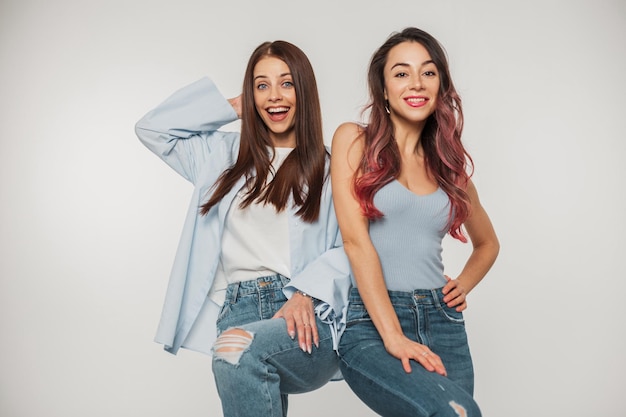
[213,328,254,365]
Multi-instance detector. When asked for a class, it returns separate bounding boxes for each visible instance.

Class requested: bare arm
[330,123,446,375]
[442,180,500,310]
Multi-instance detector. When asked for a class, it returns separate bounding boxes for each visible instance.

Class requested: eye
[282,80,294,88]
[423,69,437,77]
[256,82,268,90]
[394,72,408,78]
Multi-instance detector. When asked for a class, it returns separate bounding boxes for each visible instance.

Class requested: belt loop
[431,288,441,306]
[230,281,240,305]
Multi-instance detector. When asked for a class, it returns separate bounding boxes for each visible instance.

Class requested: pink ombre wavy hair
[355,27,473,242]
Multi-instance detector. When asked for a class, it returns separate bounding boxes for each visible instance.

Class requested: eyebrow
[254,72,292,81]
[390,60,435,70]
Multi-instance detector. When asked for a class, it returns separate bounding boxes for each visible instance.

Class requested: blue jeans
[211,275,340,417]
[338,288,481,417]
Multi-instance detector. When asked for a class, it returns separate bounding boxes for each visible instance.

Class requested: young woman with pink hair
[331,27,499,417]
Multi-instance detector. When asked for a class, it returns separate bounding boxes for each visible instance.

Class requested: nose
[411,75,424,90]
[269,85,282,102]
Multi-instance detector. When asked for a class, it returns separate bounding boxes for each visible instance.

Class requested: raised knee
[449,400,480,417]
[213,328,254,365]
[449,401,466,417]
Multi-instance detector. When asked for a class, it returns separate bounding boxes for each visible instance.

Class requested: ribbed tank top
[356,180,450,291]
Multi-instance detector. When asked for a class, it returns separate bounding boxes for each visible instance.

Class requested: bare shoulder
[333,122,364,143]
[331,122,366,175]
[331,122,366,155]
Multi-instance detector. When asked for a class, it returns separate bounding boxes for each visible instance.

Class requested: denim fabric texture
[212,275,340,417]
[338,287,481,417]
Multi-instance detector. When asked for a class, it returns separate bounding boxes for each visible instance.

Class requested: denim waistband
[348,286,446,306]
[224,274,290,304]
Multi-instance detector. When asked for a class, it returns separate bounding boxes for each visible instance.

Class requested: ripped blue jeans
[211,275,340,417]
[338,287,481,417]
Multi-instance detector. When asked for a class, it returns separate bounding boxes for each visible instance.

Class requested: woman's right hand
[227,95,242,118]
[272,291,318,354]
[384,335,447,376]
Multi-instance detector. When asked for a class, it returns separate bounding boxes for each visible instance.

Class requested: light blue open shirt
[135,77,351,355]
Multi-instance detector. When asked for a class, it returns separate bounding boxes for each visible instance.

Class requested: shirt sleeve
[283,174,352,349]
[134,77,239,184]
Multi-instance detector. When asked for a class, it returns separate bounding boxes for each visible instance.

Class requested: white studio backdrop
[1,0,624,416]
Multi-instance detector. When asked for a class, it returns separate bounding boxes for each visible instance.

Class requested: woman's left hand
[273,292,318,353]
[442,276,468,312]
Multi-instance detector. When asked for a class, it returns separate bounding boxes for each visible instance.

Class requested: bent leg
[212,317,339,417]
[339,339,481,417]
[213,328,254,365]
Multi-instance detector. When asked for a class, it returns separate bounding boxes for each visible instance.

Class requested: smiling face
[253,56,297,147]
[383,41,440,128]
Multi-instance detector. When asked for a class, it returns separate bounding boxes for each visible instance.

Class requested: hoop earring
[385,101,390,114]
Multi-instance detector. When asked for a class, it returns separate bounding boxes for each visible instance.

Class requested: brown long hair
[200,41,327,222]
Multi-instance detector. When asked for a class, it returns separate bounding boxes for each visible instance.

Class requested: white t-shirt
[209,147,294,304]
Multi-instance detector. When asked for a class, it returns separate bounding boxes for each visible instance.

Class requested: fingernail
[289,331,295,339]
[300,343,307,352]
[307,346,312,355]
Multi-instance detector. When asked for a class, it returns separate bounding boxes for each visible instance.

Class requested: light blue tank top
[355,180,450,291]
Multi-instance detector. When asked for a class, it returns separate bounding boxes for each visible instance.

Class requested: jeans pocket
[437,302,465,324]
[346,302,372,326]
[215,303,232,331]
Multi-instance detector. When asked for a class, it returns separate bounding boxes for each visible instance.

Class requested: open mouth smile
[266,107,290,121]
